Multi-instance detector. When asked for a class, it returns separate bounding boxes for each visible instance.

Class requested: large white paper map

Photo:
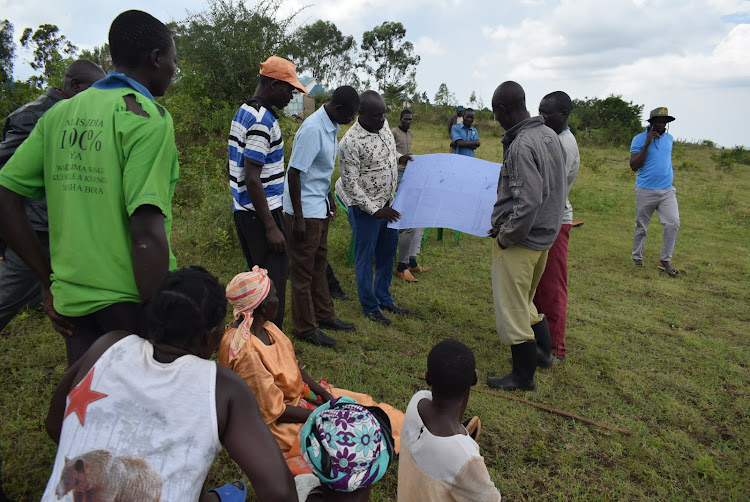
[388,154,501,237]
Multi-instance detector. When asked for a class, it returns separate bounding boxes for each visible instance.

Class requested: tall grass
[1,122,748,501]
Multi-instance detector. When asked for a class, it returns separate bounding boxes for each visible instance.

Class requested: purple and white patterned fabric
[299,396,393,492]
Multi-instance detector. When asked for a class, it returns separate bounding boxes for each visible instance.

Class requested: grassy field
[1,120,749,501]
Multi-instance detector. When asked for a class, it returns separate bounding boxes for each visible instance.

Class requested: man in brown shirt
[391,109,429,282]
[446,105,464,136]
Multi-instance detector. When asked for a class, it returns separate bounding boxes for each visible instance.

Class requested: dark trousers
[0,231,49,332]
[326,262,346,295]
[233,208,288,329]
[284,214,335,337]
[65,302,146,368]
[348,206,399,313]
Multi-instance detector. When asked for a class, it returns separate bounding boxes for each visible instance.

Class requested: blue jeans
[348,206,399,313]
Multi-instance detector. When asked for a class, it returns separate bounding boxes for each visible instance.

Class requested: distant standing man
[0,60,105,333]
[0,10,180,367]
[487,81,565,391]
[451,108,480,157]
[283,86,360,347]
[392,109,428,282]
[533,91,580,363]
[337,91,411,325]
[229,56,307,328]
[629,107,680,276]
[446,105,464,136]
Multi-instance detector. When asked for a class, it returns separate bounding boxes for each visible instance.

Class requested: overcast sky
[3,0,749,147]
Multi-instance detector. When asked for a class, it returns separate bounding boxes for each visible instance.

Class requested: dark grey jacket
[0,87,64,231]
[491,116,565,250]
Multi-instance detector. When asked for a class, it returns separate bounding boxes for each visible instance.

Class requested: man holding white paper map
[337,91,412,325]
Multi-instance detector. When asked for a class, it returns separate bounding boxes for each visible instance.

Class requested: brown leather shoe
[395,269,417,282]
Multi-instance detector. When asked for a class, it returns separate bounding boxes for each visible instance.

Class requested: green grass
[1,123,749,501]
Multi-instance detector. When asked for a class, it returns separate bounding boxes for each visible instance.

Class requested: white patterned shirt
[338,119,399,215]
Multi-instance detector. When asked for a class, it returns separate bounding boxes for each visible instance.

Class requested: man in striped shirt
[229,56,307,328]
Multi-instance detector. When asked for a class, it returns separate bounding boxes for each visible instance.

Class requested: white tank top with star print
[41,334,221,502]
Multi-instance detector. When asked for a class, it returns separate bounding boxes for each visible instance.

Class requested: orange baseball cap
[260,56,308,94]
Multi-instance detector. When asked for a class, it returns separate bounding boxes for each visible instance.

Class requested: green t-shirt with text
[0,86,179,317]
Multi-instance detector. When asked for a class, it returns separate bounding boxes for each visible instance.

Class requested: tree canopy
[360,21,419,105]
[0,20,14,83]
[172,0,300,106]
[434,82,457,106]
[291,20,357,90]
[20,23,77,87]
[569,95,644,146]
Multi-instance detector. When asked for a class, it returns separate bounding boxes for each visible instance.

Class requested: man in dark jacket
[0,59,104,333]
[487,81,565,391]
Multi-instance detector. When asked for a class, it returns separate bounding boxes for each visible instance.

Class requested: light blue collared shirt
[92,71,155,101]
[283,106,340,219]
[451,123,479,157]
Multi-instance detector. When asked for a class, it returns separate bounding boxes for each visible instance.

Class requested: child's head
[299,397,394,495]
[426,339,477,398]
[147,266,226,355]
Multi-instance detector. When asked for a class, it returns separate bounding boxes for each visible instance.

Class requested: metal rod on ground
[407,372,632,435]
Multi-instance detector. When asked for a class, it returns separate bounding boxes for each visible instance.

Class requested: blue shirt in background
[451,123,479,157]
[630,129,674,190]
[283,106,340,219]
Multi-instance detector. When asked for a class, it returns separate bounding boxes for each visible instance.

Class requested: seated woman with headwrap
[219,267,404,456]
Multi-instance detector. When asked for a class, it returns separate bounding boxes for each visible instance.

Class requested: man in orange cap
[228,56,307,329]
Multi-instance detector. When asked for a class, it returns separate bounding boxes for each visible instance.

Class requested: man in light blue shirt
[284,86,360,347]
[451,108,481,157]
[629,106,680,276]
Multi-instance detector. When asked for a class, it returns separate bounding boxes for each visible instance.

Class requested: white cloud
[414,36,445,55]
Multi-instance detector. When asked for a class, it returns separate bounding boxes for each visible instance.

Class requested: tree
[1,19,15,83]
[433,82,456,106]
[291,20,357,90]
[469,91,477,108]
[359,21,419,98]
[172,0,301,106]
[20,24,77,87]
[80,44,113,73]
[569,95,644,146]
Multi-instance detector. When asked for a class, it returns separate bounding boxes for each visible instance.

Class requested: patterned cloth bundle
[299,396,394,492]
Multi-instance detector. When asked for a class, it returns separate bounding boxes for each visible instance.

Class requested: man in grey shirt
[0,60,105,333]
[487,81,566,391]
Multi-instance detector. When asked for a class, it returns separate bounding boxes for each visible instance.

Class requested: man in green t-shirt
[0,10,179,367]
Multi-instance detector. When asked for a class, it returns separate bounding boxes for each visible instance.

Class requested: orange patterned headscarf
[225,266,271,362]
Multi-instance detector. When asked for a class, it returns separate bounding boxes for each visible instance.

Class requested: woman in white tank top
[41,266,296,502]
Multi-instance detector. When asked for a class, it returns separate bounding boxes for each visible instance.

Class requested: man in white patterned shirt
[228,56,306,328]
[336,91,412,325]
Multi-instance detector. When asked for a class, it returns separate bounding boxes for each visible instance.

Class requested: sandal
[658,262,680,277]
[208,480,247,502]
